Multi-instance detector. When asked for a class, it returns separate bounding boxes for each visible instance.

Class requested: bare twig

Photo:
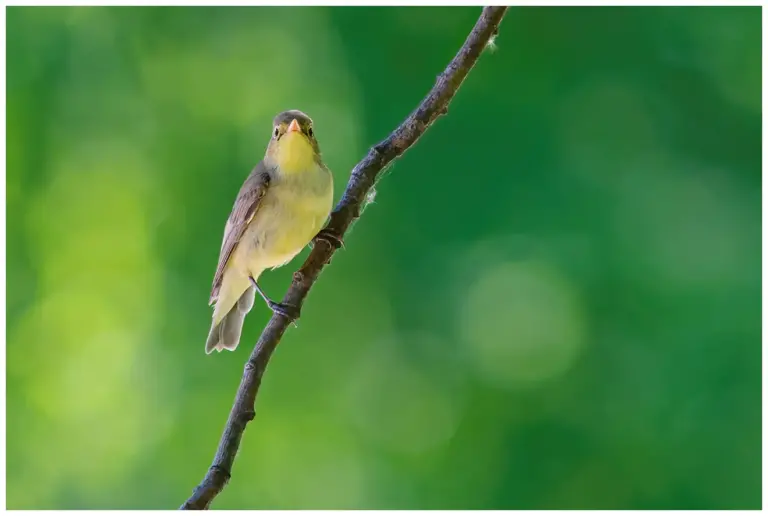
[181,6,509,510]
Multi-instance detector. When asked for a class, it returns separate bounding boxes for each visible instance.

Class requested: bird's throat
[275,133,316,175]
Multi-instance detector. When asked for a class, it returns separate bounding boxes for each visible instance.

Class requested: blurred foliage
[6,6,761,510]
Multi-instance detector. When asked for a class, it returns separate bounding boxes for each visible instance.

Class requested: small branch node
[239,409,256,424]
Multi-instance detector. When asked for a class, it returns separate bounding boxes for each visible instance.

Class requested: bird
[205,110,337,354]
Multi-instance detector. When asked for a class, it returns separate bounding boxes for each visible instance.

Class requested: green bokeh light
[6,6,760,509]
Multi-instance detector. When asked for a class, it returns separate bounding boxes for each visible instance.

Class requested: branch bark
[181,6,509,509]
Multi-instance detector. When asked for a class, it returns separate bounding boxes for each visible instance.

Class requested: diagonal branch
[181,6,509,510]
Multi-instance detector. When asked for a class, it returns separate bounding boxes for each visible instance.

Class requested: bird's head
[265,109,321,174]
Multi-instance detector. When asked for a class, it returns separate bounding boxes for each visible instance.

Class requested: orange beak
[287,119,301,133]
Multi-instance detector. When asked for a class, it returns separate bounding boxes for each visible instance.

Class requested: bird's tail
[205,286,256,354]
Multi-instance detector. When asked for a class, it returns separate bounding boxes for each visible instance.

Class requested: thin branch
[181,6,509,510]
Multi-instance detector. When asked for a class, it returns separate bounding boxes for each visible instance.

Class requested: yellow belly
[233,168,333,277]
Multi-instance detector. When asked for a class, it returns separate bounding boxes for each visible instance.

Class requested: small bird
[205,110,335,354]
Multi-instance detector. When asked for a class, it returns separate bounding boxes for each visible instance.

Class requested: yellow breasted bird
[206,110,335,354]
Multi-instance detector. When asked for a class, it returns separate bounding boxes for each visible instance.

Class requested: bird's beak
[287,119,301,133]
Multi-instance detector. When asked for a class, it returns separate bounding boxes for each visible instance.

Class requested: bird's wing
[209,161,271,304]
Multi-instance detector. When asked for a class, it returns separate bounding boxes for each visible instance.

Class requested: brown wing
[209,161,271,304]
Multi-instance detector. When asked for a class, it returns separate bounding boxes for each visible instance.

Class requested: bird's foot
[250,276,300,326]
[314,228,345,250]
[268,301,301,325]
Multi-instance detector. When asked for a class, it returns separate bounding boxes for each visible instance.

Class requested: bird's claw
[268,301,301,326]
[314,228,345,250]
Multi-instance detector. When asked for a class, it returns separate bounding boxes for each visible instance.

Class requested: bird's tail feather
[205,286,255,354]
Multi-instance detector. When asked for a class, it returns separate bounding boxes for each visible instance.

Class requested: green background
[6,6,761,510]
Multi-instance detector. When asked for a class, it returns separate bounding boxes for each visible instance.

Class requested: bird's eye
[273,127,280,138]
[308,127,314,138]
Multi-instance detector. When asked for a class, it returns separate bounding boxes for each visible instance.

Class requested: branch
[181,6,509,510]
